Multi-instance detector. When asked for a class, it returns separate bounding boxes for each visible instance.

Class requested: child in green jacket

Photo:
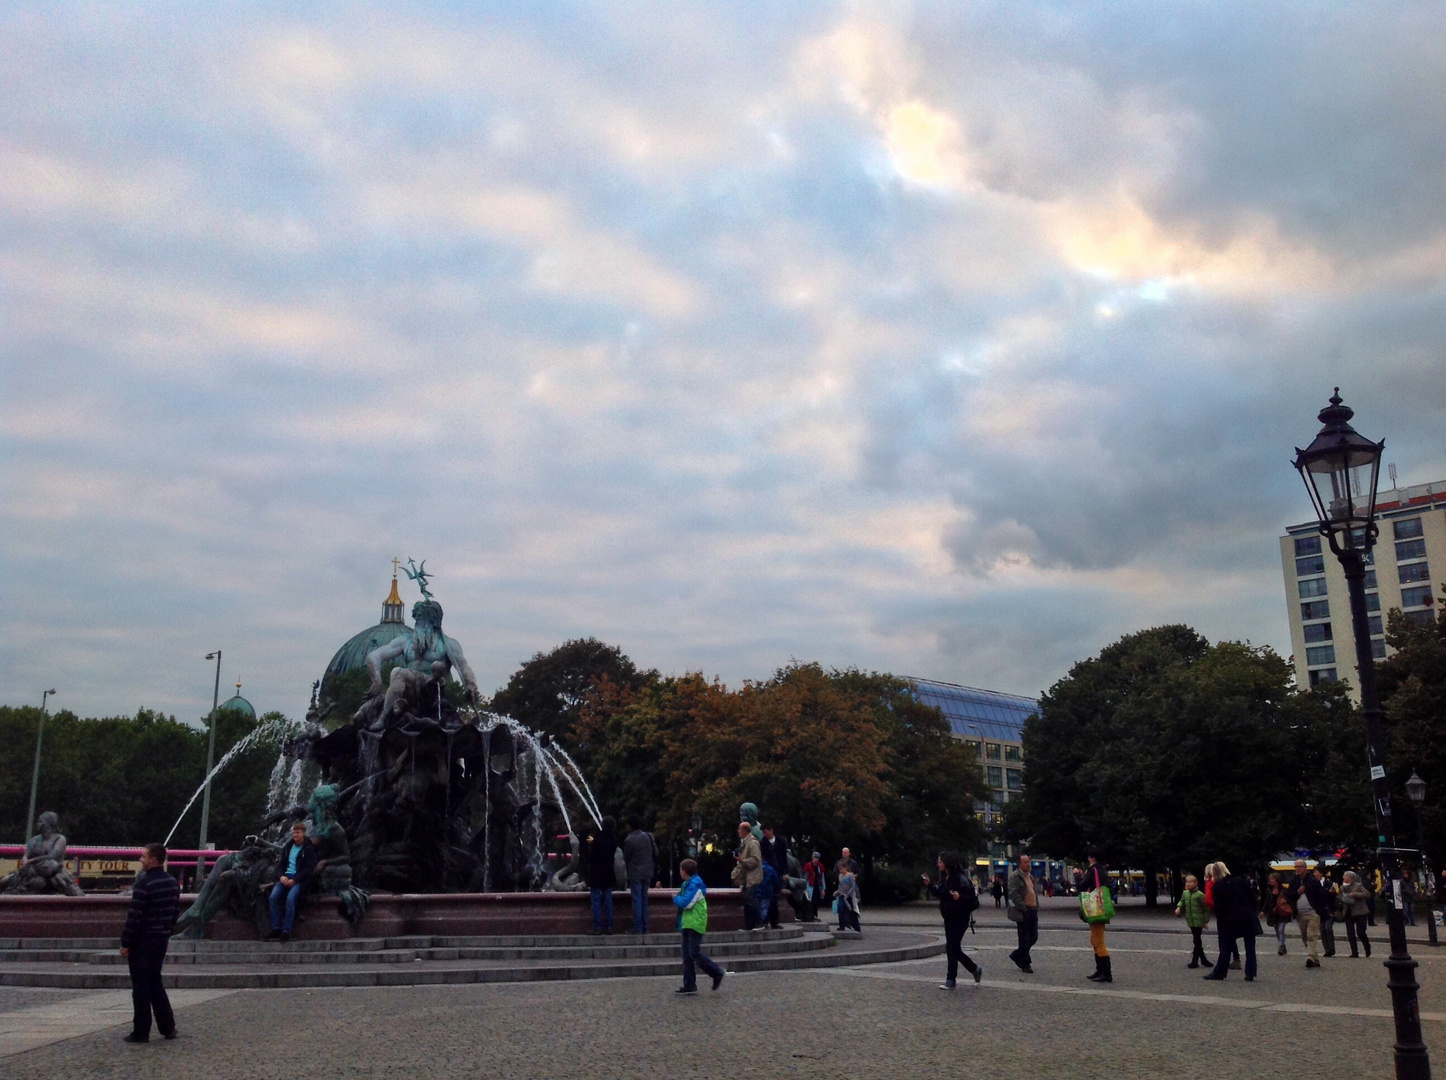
[672,858,725,994]
[1175,874,1211,969]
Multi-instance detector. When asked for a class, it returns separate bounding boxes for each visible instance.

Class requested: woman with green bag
[1079,850,1114,983]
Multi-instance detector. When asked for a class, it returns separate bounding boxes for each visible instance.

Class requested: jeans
[269,881,304,933]
[1404,902,1417,926]
[1208,929,1257,979]
[837,899,860,932]
[1274,921,1289,950]
[1345,915,1371,956]
[1320,915,1336,955]
[680,929,723,990]
[629,879,650,934]
[944,915,978,982]
[756,884,773,927]
[742,884,761,930]
[768,882,783,929]
[590,887,614,931]
[1012,909,1038,967]
[127,941,175,1039]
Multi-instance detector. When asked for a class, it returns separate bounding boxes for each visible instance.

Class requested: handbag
[1080,886,1115,924]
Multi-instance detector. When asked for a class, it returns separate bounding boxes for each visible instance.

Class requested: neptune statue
[354,598,479,728]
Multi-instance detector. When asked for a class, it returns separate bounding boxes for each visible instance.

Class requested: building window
[1364,570,1378,590]
[1300,600,1330,621]
[985,743,1002,760]
[1365,592,1381,612]
[1299,578,1328,599]
[1006,768,1023,791]
[1399,561,1432,584]
[1394,518,1424,540]
[1401,586,1434,608]
[1368,614,1383,637]
[1308,668,1338,687]
[1296,555,1326,577]
[1372,638,1388,658]
[1396,539,1428,562]
[1302,623,1332,643]
[1306,645,1336,666]
[1404,609,1437,626]
[986,766,1004,788]
[962,740,981,759]
[1294,535,1322,556]
[1004,745,1022,762]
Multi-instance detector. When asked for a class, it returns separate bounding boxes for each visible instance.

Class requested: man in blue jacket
[120,843,180,1043]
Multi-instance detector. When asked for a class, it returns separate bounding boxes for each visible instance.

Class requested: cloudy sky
[3,2,1445,723]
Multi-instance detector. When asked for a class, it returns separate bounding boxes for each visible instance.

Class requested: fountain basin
[0,888,790,941]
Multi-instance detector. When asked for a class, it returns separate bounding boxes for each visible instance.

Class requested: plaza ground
[3,899,1443,1079]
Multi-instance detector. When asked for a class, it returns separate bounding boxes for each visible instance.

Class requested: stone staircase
[0,926,943,989]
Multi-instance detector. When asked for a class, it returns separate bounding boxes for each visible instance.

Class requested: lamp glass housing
[1293,390,1384,553]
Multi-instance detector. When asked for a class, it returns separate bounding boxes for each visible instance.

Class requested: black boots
[1086,955,1113,983]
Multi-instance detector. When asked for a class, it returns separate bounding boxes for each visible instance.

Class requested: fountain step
[0,932,942,989]
[0,926,804,958]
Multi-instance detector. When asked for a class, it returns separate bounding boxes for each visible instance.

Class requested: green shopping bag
[1080,886,1115,924]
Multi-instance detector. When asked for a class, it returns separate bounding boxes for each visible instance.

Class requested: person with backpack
[922,852,982,989]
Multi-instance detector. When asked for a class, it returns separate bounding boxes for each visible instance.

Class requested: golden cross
[392,556,401,578]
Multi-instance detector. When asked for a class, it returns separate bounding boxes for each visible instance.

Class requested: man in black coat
[586,815,619,935]
[120,843,180,1043]
[760,824,790,930]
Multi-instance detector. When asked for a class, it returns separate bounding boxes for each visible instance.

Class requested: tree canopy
[1012,625,1366,897]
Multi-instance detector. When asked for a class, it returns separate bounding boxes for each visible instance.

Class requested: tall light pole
[23,689,57,842]
[1406,771,1438,948]
[198,651,222,850]
[1295,389,1430,1079]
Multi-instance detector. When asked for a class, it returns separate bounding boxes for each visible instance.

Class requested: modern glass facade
[909,677,1037,814]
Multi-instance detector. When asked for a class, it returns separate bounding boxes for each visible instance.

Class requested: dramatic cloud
[3,2,1444,721]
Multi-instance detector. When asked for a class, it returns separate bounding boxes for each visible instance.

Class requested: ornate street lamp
[1295,389,1430,1078]
[1405,771,1438,947]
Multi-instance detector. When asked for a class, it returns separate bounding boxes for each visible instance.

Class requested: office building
[1280,476,1446,696]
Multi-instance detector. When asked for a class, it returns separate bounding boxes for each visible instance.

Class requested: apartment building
[1280,476,1446,695]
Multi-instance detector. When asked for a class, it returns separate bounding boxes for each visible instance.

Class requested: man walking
[586,816,619,935]
[1007,853,1039,973]
[120,843,180,1043]
[732,821,764,930]
[1293,858,1330,968]
[760,824,790,930]
[622,817,660,934]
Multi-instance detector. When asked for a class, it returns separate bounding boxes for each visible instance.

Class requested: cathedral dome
[218,683,256,719]
[323,572,410,684]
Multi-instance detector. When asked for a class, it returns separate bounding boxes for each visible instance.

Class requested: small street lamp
[1405,771,1438,947]
[198,650,222,852]
[1295,389,1430,1078]
[23,689,57,842]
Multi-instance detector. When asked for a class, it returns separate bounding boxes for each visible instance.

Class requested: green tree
[492,639,650,747]
[1377,600,1446,866]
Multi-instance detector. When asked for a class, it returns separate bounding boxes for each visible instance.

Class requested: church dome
[323,571,410,682]
[218,683,256,719]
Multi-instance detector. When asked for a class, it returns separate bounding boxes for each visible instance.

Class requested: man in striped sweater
[120,843,180,1043]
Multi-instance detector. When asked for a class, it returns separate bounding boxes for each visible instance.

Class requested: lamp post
[198,650,222,851]
[1406,771,1438,947]
[23,689,57,842]
[1295,389,1430,1078]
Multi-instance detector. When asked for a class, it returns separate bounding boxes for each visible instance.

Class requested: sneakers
[1187,961,1199,969]
[1305,959,1321,969]
[1277,945,1287,956]
[973,965,983,985]
[675,986,698,995]
[939,979,956,990]
[711,971,724,991]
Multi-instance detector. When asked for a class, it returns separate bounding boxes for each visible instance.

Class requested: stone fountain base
[0,888,789,941]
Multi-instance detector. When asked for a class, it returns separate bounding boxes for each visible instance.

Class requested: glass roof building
[909,678,1037,744]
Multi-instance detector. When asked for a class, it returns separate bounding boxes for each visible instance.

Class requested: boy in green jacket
[1175,873,1211,969]
[672,858,725,995]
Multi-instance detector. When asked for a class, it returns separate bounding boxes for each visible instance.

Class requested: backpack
[957,874,980,914]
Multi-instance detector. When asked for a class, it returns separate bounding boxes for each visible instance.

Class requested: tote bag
[1080,885,1115,924]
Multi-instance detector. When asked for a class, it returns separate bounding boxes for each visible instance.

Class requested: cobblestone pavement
[2,921,1443,1079]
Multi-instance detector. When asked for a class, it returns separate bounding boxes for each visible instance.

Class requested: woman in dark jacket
[922,853,981,990]
[1079,851,1112,983]
[1201,861,1259,981]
